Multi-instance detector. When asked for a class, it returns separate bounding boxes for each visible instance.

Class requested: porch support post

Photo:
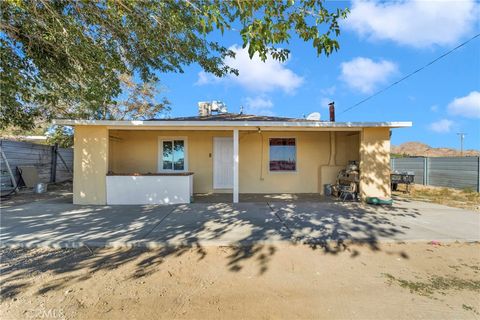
[233,129,239,203]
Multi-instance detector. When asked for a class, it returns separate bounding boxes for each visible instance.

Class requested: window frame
[268,137,297,173]
[157,136,188,172]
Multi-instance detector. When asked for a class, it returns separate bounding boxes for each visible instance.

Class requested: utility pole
[457,132,466,156]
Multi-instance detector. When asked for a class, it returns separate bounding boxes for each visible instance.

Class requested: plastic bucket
[34,183,47,194]
[324,184,332,196]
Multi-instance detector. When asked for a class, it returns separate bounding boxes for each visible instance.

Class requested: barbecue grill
[391,170,415,193]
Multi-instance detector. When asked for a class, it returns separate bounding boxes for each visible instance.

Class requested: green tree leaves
[0,0,348,129]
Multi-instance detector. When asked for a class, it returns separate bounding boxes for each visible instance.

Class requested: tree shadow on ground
[0,196,419,300]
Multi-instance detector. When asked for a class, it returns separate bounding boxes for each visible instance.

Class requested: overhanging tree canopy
[0,0,348,129]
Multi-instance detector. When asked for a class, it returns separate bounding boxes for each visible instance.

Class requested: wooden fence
[0,140,73,191]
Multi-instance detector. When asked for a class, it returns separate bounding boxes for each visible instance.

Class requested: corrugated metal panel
[391,156,479,191]
[55,147,73,182]
[428,157,478,189]
[1,140,73,191]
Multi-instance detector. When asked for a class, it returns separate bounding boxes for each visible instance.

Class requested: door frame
[213,137,233,189]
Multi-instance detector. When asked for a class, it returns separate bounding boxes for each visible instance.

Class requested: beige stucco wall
[239,131,327,193]
[73,126,108,204]
[108,130,360,194]
[318,132,360,193]
[73,126,396,204]
[109,130,231,194]
[359,127,391,199]
[72,126,383,204]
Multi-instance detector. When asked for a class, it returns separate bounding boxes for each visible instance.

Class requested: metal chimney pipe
[329,102,335,122]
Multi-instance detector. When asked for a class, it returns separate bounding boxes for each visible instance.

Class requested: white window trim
[158,136,188,172]
[268,137,298,173]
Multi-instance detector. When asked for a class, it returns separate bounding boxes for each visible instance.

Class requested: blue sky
[155,0,480,150]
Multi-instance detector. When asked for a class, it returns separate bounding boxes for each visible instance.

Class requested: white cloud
[243,96,274,115]
[340,57,397,93]
[319,97,333,109]
[430,105,438,112]
[429,119,454,133]
[345,0,479,48]
[318,86,336,108]
[196,45,304,94]
[320,86,336,96]
[447,91,480,119]
[195,71,217,86]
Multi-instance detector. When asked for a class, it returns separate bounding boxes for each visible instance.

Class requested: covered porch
[66,118,400,205]
[104,127,363,204]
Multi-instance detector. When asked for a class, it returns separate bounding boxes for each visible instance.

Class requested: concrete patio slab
[382,199,480,241]
[193,193,327,203]
[1,198,175,247]
[269,201,402,243]
[1,195,478,248]
[141,203,291,246]
[269,199,480,243]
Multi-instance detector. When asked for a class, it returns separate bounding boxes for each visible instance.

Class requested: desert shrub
[462,187,475,194]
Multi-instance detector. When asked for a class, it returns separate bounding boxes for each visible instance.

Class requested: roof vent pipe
[329,102,335,122]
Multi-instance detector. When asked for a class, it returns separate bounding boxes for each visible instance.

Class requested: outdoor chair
[339,184,357,201]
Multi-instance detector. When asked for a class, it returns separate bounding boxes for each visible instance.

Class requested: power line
[339,33,480,116]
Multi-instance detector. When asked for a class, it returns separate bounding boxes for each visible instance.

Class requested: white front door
[213,137,233,189]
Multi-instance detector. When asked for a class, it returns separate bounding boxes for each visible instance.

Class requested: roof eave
[53,119,412,128]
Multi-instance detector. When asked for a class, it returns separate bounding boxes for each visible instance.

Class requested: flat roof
[54,119,412,129]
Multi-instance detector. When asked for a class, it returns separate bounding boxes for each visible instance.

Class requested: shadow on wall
[76,134,108,204]
[360,133,391,199]
[0,197,420,299]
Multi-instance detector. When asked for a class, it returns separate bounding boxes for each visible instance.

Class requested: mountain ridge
[391,142,479,157]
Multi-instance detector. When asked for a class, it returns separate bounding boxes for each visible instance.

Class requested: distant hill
[391,142,480,157]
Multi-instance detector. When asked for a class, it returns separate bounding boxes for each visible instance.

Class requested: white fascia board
[53,119,412,129]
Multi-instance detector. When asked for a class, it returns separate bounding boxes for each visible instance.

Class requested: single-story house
[54,112,411,205]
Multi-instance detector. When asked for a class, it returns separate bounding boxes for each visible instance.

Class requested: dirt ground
[393,184,480,212]
[1,242,479,320]
[1,181,73,208]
